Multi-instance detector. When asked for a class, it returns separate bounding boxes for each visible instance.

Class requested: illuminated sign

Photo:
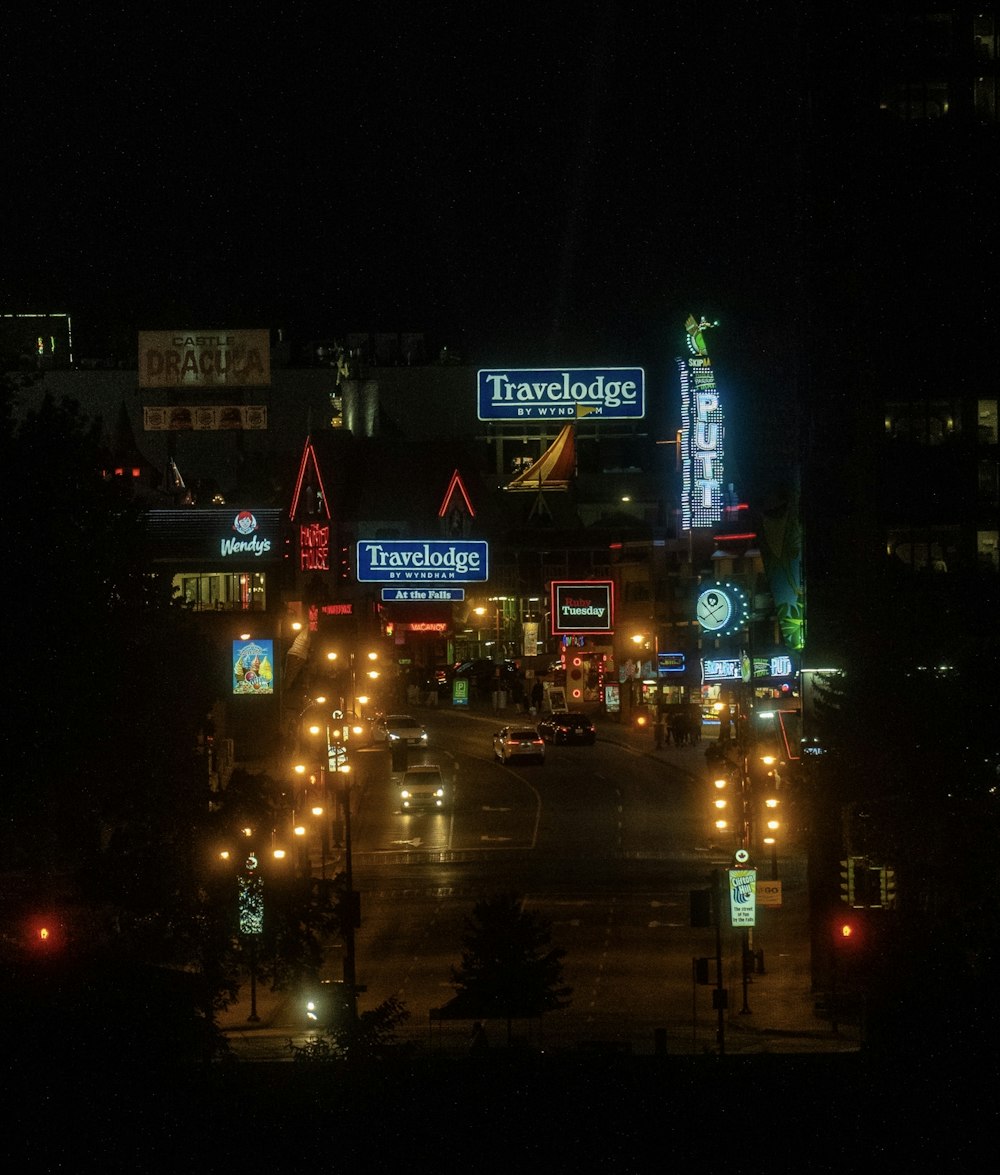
[702,658,743,681]
[551,581,614,635]
[142,406,268,430]
[658,653,686,675]
[678,315,725,529]
[478,367,645,421]
[138,329,271,388]
[145,509,282,564]
[320,603,354,616]
[381,588,466,602]
[232,639,275,695]
[729,868,757,927]
[695,582,749,636]
[223,511,272,558]
[356,540,488,583]
[753,655,793,678]
[300,522,329,571]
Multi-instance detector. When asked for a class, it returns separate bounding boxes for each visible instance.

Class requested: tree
[445,892,571,1044]
[288,995,411,1064]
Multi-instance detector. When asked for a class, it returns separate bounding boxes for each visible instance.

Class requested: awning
[504,424,575,491]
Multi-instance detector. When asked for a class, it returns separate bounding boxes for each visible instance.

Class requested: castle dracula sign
[139,330,271,388]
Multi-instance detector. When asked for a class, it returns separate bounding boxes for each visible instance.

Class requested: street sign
[756,879,783,907]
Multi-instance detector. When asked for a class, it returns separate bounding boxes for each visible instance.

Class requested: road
[222,706,841,1057]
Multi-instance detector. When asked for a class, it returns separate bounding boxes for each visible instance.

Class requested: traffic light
[833,912,867,953]
[881,866,897,909]
[25,913,64,954]
[839,858,855,904]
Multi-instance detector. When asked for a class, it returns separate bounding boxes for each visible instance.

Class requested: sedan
[493,726,545,765]
[373,714,429,747]
[537,712,597,745]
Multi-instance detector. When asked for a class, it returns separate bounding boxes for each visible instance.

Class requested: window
[977,531,999,573]
[172,571,268,610]
[978,400,998,445]
[884,400,961,444]
[887,526,960,573]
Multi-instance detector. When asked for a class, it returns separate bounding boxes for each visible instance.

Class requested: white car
[374,713,428,747]
[398,764,449,811]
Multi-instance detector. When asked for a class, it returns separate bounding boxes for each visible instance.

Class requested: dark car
[537,712,597,745]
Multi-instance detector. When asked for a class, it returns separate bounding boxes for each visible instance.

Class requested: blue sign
[477,367,645,421]
[381,587,466,602]
[357,540,488,583]
[658,652,686,676]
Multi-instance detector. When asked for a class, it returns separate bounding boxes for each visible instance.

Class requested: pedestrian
[530,679,544,715]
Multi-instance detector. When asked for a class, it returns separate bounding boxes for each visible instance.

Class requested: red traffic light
[834,916,865,948]
[26,914,64,952]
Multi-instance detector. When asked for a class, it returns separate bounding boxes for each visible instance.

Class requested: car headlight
[400,789,410,798]
[435,788,444,797]
[389,732,399,741]
[420,732,428,741]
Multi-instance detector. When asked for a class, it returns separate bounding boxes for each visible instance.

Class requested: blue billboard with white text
[478,367,645,421]
[357,540,488,583]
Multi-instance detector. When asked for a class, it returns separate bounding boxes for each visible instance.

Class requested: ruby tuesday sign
[356,540,488,583]
[551,581,614,635]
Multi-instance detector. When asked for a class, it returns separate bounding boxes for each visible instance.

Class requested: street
[220,704,855,1057]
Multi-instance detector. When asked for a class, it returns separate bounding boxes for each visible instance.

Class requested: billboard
[550,580,614,635]
[138,329,270,388]
[232,639,275,695]
[143,405,268,430]
[145,509,282,563]
[677,315,725,529]
[356,540,488,583]
[478,367,645,421]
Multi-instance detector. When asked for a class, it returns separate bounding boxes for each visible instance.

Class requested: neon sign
[300,522,329,570]
[678,314,725,529]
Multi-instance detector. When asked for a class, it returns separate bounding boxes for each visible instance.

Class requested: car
[493,726,545,765]
[398,764,449,810]
[537,712,596,745]
[373,713,428,747]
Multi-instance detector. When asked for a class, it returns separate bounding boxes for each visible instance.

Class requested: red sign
[300,523,330,570]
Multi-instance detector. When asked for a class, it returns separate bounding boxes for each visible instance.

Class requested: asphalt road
[220,704,856,1058]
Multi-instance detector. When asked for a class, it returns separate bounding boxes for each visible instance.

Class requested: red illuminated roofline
[289,438,331,522]
[438,469,475,518]
[712,532,758,542]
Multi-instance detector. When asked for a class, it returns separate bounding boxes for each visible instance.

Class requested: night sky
[5,3,801,373]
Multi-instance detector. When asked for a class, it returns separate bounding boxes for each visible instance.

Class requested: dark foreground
[7,1048,993,1170]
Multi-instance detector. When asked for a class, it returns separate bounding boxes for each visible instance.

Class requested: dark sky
[5,3,801,369]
